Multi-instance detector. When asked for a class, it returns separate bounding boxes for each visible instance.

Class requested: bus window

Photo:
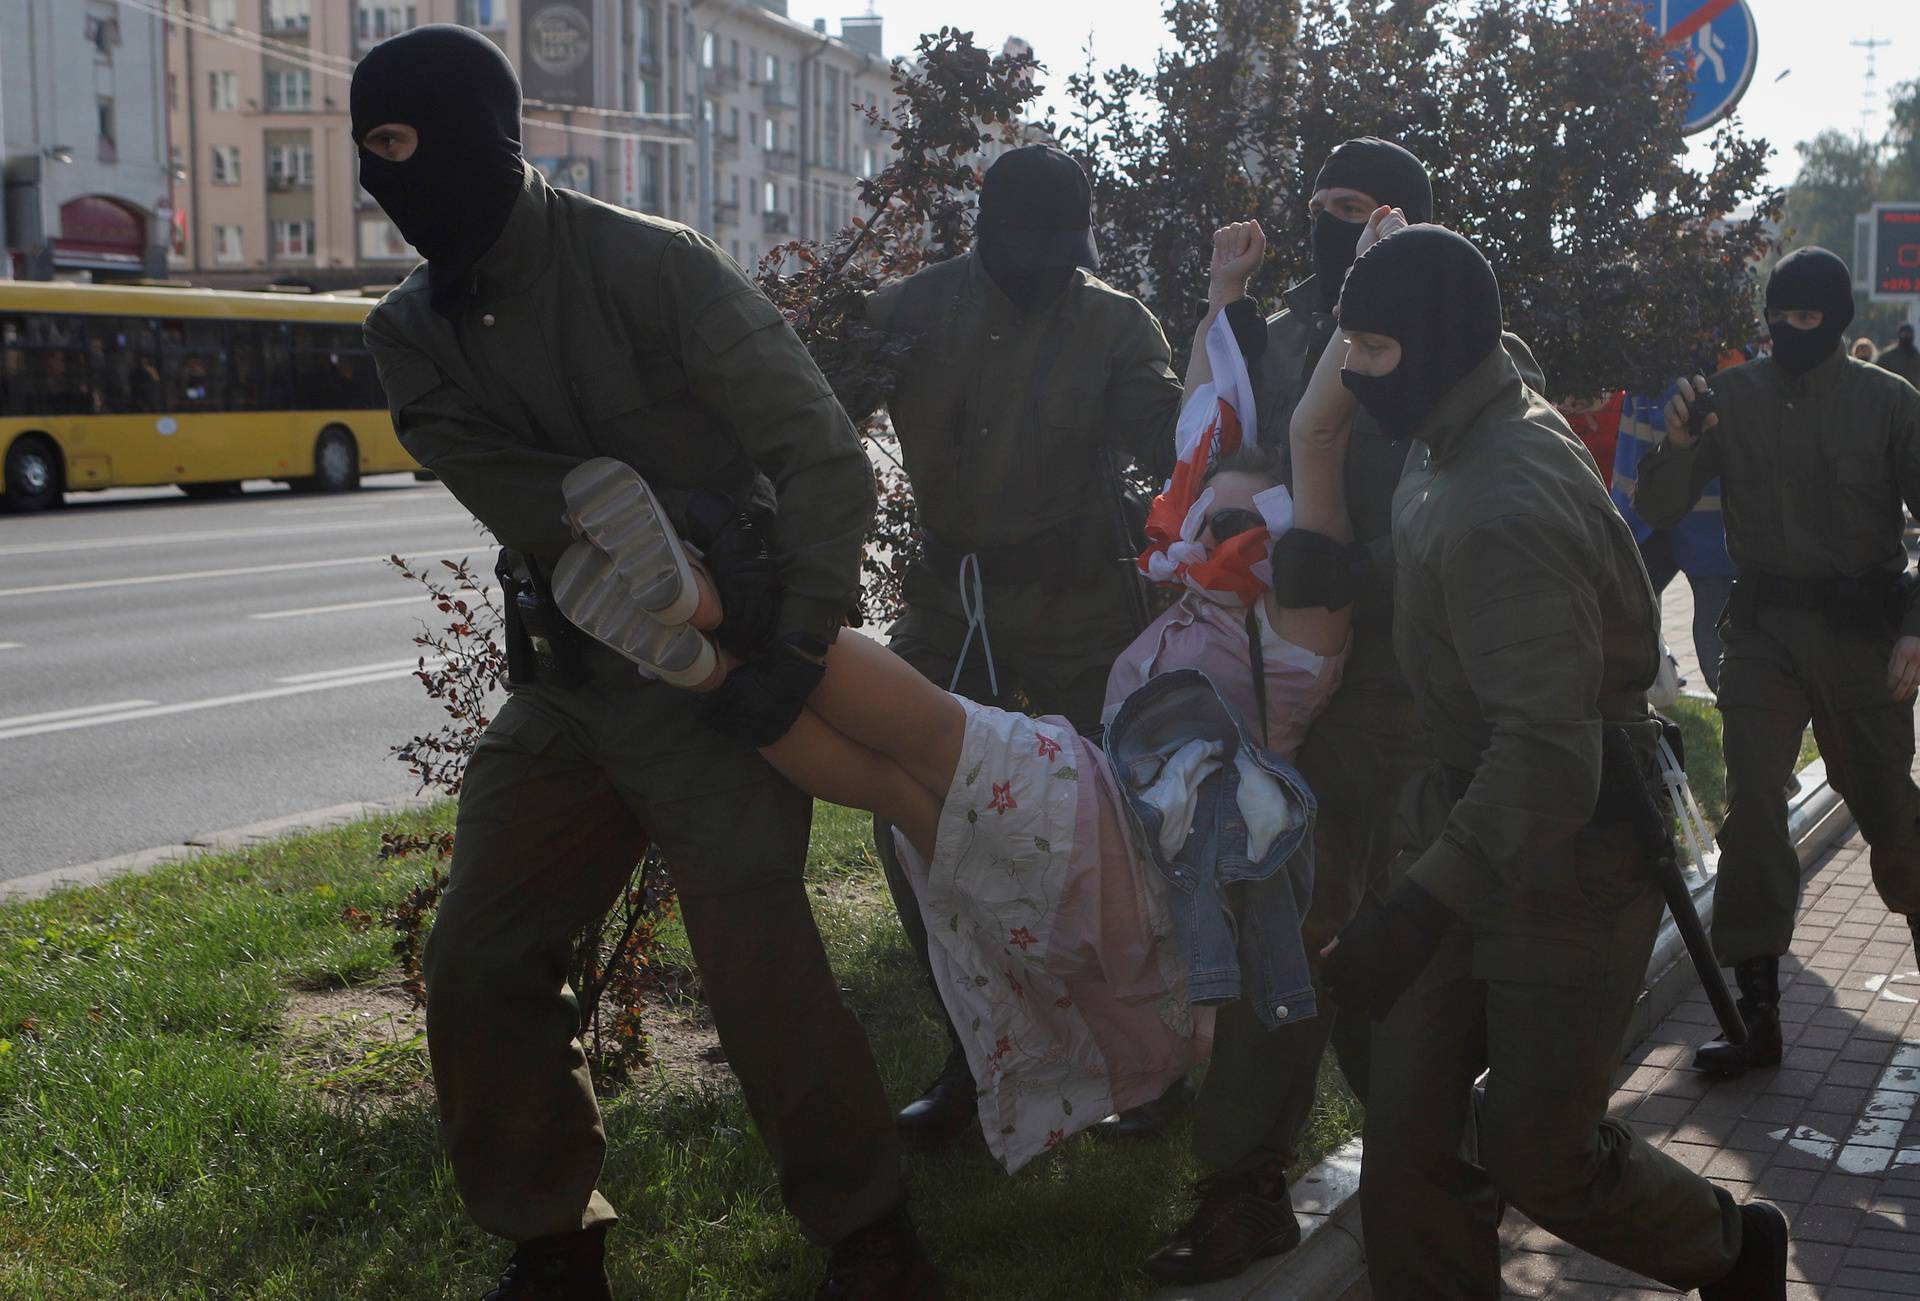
[158,319,228,412]
[292,323,384,409]
[84,316,150,414]
[226,321,267,411]
[262,322,293,409]
[0,314,93,416]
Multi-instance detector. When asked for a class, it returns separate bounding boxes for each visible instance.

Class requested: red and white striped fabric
[1138,309,1292,608]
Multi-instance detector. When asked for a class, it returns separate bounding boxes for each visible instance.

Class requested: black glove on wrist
[1269,528,1370,611]
[1224,295,1269,363]
[700,640,826,747]
[1322,881,1456,1021]
[683,491,782,657]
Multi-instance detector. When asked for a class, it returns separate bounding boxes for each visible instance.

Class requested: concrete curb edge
[1158,763,1854,1301]
[0,793,437,904]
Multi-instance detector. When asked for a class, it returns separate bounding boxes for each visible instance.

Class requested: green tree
[1061,0,1779,398]
[1782,115,1914,346]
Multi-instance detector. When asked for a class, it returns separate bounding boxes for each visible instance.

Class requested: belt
[1740,569,1895,610]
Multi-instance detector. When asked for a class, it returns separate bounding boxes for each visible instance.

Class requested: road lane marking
[0,513,473,558]
[266,501,410,516]
[0,642,21,650]
[0,666,443,742]
[276,658,426,684]
[0,545,484,598]
[0,699,158,729]
[250,595,432,621]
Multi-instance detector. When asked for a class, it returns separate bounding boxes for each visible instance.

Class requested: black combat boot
[1693,956,1784,1078]
[1909,914,1920,959]
[895,1046,977,1145]
[1092,1076,1190,1140]
[1700,1201,1789,1301]
[481,1224,612,1301]
[1140,1160,1301,1284]
[816,1207,940,1300]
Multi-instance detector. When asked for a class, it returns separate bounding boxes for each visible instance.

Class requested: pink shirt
[1101,593,1347,760]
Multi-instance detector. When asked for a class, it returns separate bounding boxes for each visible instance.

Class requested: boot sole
[561,458,702,625]
[550,541,717,689]
[1139,1226,1301,1284]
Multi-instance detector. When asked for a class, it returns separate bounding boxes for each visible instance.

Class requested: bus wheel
[309,427,361,494]
[2,434,63,512]
[179,480,244,500]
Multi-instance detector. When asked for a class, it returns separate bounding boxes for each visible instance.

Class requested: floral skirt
[900,698,1210,1172]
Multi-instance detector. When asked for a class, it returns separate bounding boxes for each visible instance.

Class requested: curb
[0,793,436,904]
[1158,764,1855,1301]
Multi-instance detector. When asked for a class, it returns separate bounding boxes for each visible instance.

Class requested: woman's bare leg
[764,708,944,859]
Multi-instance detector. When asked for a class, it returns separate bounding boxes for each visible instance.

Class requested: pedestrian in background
[856,144,1186,1147]
[1613,387,1737,695]
[351,26,933,1299]
[1638,248,1920,1083]
[1876,322,1920,388]
[1852,336,1879,362]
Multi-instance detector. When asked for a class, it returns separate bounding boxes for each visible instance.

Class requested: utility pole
[0,13,11,279]
[1852,32,1892,146]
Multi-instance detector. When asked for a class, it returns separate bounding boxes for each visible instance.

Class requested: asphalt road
[0,475,501,881]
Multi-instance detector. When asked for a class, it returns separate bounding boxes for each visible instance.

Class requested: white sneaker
[550,540,718,689]
[560,458,702,625]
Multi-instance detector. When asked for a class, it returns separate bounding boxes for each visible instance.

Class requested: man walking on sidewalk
[353,28,931,1299]
[859,144,1185,1145]
[1637,247,1920,1080]
[1318,218,1787,1300]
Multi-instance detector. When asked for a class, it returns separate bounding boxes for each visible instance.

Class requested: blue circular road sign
[1643,0,1759,135]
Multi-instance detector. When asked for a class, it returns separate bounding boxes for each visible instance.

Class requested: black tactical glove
[700,638,827,747]
[1269,528,1370,611]
[1223,296,1270,363]
[683,491,781,657]
[1322,881,1457,1021]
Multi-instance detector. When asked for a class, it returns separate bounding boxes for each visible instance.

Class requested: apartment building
[1,0,173,280]
[163,0,887,289]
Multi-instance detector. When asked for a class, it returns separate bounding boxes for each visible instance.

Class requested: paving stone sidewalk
[1497,831,1920,1299]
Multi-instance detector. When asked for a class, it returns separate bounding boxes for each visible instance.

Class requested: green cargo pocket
[1465,590,1575,655]
[693,289,785,356]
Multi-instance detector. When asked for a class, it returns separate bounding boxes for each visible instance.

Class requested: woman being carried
[552,217,1373,1169]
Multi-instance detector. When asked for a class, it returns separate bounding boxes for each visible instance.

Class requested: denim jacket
[1104,668,1318,1030]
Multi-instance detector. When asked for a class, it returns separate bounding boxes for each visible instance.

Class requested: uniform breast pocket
[1830,456,1889,542]
[572,357,691,467]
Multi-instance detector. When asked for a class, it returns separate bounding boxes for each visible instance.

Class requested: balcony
[764,210,792,238]
[766,148,797,175]
[714,199,741,228]
[714,132,740,162]
[637,42,659,71]
[764,81,797,112]
[267,173,313,192]
[706,64,742,92]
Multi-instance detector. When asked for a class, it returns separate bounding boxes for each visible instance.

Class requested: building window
[700,31,716,68]
[456,0,504,30]
[357,4,417,43]
[268,144,315,187]
[96,99,117,163]
[265,70,312,111]
[763,180,777,214]
[728,107,740,140]
[270,219,315,260]
[214,225,244,264]
[729,39,740,72]
[84,10,120,60]
[638,78,656,114]
[763,119,776,151]
[265,0,311,32]
[208,71,238,112]
[210,144,242,185]
[207,0,237,27]
[358,218,412,260]
[748,46,760,84]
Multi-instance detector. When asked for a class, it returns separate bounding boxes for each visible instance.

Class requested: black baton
[1602,727,1747,1047]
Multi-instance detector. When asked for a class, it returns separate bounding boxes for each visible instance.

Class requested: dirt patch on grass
[281,980,430,1105]
[638,1000,733,1094]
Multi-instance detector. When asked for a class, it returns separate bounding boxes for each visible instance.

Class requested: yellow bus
[0,280,415,512]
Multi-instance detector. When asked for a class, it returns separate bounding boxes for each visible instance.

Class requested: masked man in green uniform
[1638,248,1920,1078]
[860,145,1184,1143]
[1146,137,1547,1283]
[1876,322,1920,388]
[1317,220,1787,1300]
[352,29,931,1300]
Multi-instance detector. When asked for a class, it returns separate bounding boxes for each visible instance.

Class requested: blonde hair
[1205,443,1288,488]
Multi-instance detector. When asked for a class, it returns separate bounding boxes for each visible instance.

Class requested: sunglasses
[1202,507,1267,542]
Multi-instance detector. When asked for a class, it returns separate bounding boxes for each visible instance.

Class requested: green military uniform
[865,252,1180,727]
[1875,342,1920,389]
[1634,348,1920,964]
[1190,276,1544,1180]
[364,166,897,1246]
[1364,346,1742,1296]
[862,252,1180,1054]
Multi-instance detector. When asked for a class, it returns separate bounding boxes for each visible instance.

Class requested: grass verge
[0,803,1357,1300]
[1664,694,1820,831]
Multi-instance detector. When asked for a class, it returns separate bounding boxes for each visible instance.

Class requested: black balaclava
[1898,324,1917,356]
[1764,247,1854,376]
[1310,137,1435,313]
[351,25,526,318]
[1335,224,1502,443]
[975,145,1099,314]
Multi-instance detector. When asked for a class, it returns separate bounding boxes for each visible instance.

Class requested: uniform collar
[1412,346,1522,459]
[964,250,1080,327]
[1282,275,1332,330]
[469,162,558,304]
[1762,344,1848,391]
